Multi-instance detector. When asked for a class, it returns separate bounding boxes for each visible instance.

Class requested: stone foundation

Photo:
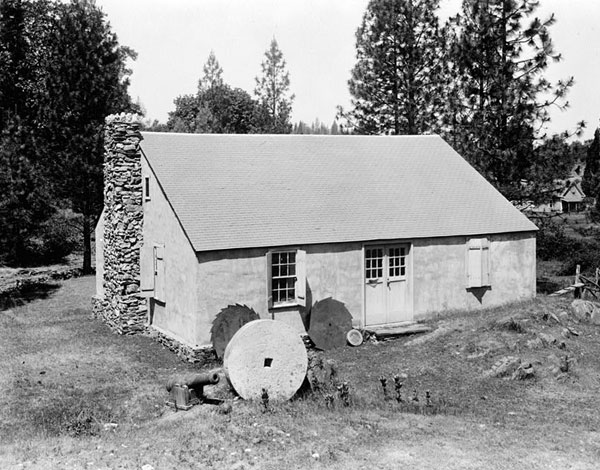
[148,327,217,363]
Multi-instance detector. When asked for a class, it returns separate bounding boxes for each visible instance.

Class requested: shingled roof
[140,133,537,252]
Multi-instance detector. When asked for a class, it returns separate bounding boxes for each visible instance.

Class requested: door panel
[365,244,411,326]
[387,245,410,322]
[364,247,386,325]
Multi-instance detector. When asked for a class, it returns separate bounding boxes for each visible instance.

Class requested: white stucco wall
[141,155,200,347]
[412,232,536,319]
[193,232,536,346]
[195,243,365,345]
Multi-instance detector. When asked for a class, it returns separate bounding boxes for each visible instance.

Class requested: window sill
[270,301,302,309]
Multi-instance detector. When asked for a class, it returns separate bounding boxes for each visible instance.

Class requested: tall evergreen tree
[254,38,294,133]
[0,0,56,264]
[448,0,574,197]
[198,50,224,91]
[41,0,137,272]
[345,0,449,135]
[582,128,600,205]
[168,51,267,134]
[0,0,137,268]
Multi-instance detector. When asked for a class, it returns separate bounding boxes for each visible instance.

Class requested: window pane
[366,247,385,280]
[388,246,407,278]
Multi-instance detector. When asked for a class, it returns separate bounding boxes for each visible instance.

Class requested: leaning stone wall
[95,113,147,335]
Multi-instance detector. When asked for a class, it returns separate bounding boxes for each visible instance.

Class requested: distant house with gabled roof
[531,178,587,214]
[93,115,537,361]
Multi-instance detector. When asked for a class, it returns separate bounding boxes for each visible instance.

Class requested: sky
[95,0,600,141]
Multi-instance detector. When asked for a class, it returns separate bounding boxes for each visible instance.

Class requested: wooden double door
[364,244,412,326]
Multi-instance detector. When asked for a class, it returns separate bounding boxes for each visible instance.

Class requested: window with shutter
[266,249,306,308]
[466,238,491,288]
[140,244,155,297]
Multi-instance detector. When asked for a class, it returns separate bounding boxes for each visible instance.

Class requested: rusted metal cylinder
[166,372,220,392]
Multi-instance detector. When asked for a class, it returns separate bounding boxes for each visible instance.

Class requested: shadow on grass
[536,277,562,294]
[0,282,61,311]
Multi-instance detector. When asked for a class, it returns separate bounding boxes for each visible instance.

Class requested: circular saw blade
[210,304,260,358]
[308,297,353,350]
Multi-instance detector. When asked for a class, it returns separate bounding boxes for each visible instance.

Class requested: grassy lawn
[1,275,600,469]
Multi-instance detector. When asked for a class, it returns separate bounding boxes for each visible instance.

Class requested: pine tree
[34,0,137,271]
[254,38,294,133]
[330,121,340,135]
[0,0,56,264]
[583,128,600,206]
[448,0,574,196]
[198,50,224,91]
[345,0,449,135]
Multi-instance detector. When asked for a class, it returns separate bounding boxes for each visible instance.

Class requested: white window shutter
[154,245,166,303]
[481,238,491,286]
[140,244,154,297]
[467,239,482,288]
[266,251,273,309]
[295,249,307,307]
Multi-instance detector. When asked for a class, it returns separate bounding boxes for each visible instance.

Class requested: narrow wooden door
[365,244,411,326]
[364,247,386,325]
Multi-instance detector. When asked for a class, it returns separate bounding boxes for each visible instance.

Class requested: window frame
[266,249,306,309]
[144,175,151,201]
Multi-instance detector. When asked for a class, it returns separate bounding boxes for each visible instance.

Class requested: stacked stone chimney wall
[94,113,147,334]
[93,113,215,362]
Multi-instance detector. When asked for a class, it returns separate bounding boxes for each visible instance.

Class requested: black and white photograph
[1,0,599,468]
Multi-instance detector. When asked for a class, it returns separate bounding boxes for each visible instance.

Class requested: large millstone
[223,319,308,401]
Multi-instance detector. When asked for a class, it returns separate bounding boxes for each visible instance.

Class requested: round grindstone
[223,319,308,401]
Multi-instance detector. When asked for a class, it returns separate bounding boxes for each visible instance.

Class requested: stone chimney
[95,113,146,334]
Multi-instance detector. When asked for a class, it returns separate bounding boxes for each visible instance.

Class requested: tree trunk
[82,214,92,274]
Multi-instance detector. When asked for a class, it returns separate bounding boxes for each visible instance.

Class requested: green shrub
[558,239,600,276]
[536,216,600,276]
[21,209,81,265]
[536,218,572,261]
